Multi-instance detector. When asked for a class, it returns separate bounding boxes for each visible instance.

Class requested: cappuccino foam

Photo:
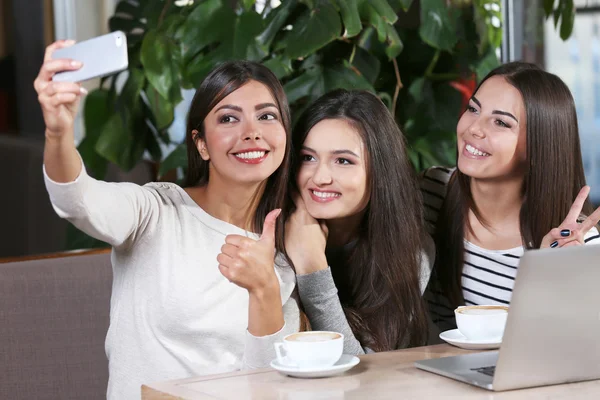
[457,305,508,315]
[286,332,341,342]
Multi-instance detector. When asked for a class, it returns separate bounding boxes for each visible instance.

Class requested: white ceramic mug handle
[274,342,287,365]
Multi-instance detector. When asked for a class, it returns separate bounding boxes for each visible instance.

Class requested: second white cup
[274,331,344,369]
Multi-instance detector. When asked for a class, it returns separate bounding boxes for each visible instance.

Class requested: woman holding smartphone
[421,62,600,332]
[35,40,299,399]
[284,89,433,354]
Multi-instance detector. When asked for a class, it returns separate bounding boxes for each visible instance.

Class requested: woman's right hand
[285,194,329,275]
[34,40,86,139]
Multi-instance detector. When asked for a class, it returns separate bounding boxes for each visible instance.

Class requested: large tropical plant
[69,0,576,248]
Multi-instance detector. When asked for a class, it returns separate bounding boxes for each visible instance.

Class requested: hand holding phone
[52,31,129,83]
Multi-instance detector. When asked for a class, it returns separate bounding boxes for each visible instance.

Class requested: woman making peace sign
[421,62,600,332]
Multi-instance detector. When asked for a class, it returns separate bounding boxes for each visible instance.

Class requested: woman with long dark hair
[284,89,433,354]
[421,62,600,332]
[35,40,299,399]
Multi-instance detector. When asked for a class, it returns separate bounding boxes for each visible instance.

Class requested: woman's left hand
[285,194,329,275]
[217,209,281,296]
[540,186,600,249]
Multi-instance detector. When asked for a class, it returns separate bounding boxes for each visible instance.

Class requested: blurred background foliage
[69,0,576,248]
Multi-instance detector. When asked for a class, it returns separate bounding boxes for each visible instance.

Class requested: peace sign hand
[540,186,600,249]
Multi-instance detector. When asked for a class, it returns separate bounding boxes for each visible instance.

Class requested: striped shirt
[420,167,600,331]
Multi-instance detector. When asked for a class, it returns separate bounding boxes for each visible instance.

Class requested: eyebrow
[215,103,278,113]
[302,145,360,158]
[471,96,519,123]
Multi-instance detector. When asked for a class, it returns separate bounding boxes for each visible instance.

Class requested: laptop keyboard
[471,366,496,377]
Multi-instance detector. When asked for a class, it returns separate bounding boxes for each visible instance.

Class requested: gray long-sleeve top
[296,236,434,355]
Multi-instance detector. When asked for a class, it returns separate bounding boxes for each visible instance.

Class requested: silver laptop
[415,245,600,391]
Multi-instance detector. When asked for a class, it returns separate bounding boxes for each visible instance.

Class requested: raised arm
[34,40,84,183]
[36,40,154,248]
[285,197,369,354]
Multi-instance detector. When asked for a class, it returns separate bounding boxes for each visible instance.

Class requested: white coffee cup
[455,305,509,341]
[274,331,344,368]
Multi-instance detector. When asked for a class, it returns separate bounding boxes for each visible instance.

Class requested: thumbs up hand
[217,209,282,295]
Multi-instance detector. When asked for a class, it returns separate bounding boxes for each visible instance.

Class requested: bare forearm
[44,130,81,183]
[247,286,284,336]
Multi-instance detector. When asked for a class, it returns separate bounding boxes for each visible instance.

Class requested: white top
[420,167,600,331]
[43,159,299,400]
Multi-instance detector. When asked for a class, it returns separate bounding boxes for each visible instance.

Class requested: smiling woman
[34,50,299,400]
[284,89,434,355]
[422,61,600,333]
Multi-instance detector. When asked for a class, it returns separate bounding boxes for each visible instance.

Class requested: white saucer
[270,354,360,378]
[439,329,502,350]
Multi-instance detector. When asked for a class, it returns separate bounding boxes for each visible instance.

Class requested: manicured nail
[71,60,82,67]
[79,87,88,95]
[550,241,559,248]
[560,229,571,237]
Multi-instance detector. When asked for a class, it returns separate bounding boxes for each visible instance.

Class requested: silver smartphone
[52,31,129,83]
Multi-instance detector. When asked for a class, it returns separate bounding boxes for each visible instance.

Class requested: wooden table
[142,344,600,399]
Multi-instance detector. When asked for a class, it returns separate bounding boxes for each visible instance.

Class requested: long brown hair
[435,61,595,307]
[184,61,292,253]
[287,89,429,350]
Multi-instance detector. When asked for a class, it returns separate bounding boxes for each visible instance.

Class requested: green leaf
[559,0,575,40]
[360,3,387,42]
[369,0,399,24]
[146,128,163,163]
[257,0,298,49]
[335,0,362,38]
[283,67,323,104]
[323,61,375,93]
[140,29,183,106]
[143,85,174,130]
[233,11,266,60]
[263,56,293,79]
[79,89,112,178]
[543,0,555,17]
[351,46,381,84]
[94,109,146,171]
[242,0,255,11]
[408,77,426,103]
[180,0,235,62]
[384,24,403,59]
[159,143,188,178]
[94,112,129,168]
[473,45,500,81]
[419,0,460,51]
[119,68,146,109]
[282,2,342,59]
[184,46,229,88]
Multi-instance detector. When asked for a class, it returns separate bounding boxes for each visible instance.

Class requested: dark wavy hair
[435,61,595,307]
[287,89,429,350]
[184,60,292,251]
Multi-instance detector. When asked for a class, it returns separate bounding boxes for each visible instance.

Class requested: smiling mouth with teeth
[465,144,490,157]
[234,151,267,160]
[309,189,341,203]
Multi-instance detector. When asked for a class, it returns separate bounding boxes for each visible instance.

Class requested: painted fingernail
[550,241,559,248]
[71,60,82,67]
[560,229,571,237]
[79,87,88,95]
